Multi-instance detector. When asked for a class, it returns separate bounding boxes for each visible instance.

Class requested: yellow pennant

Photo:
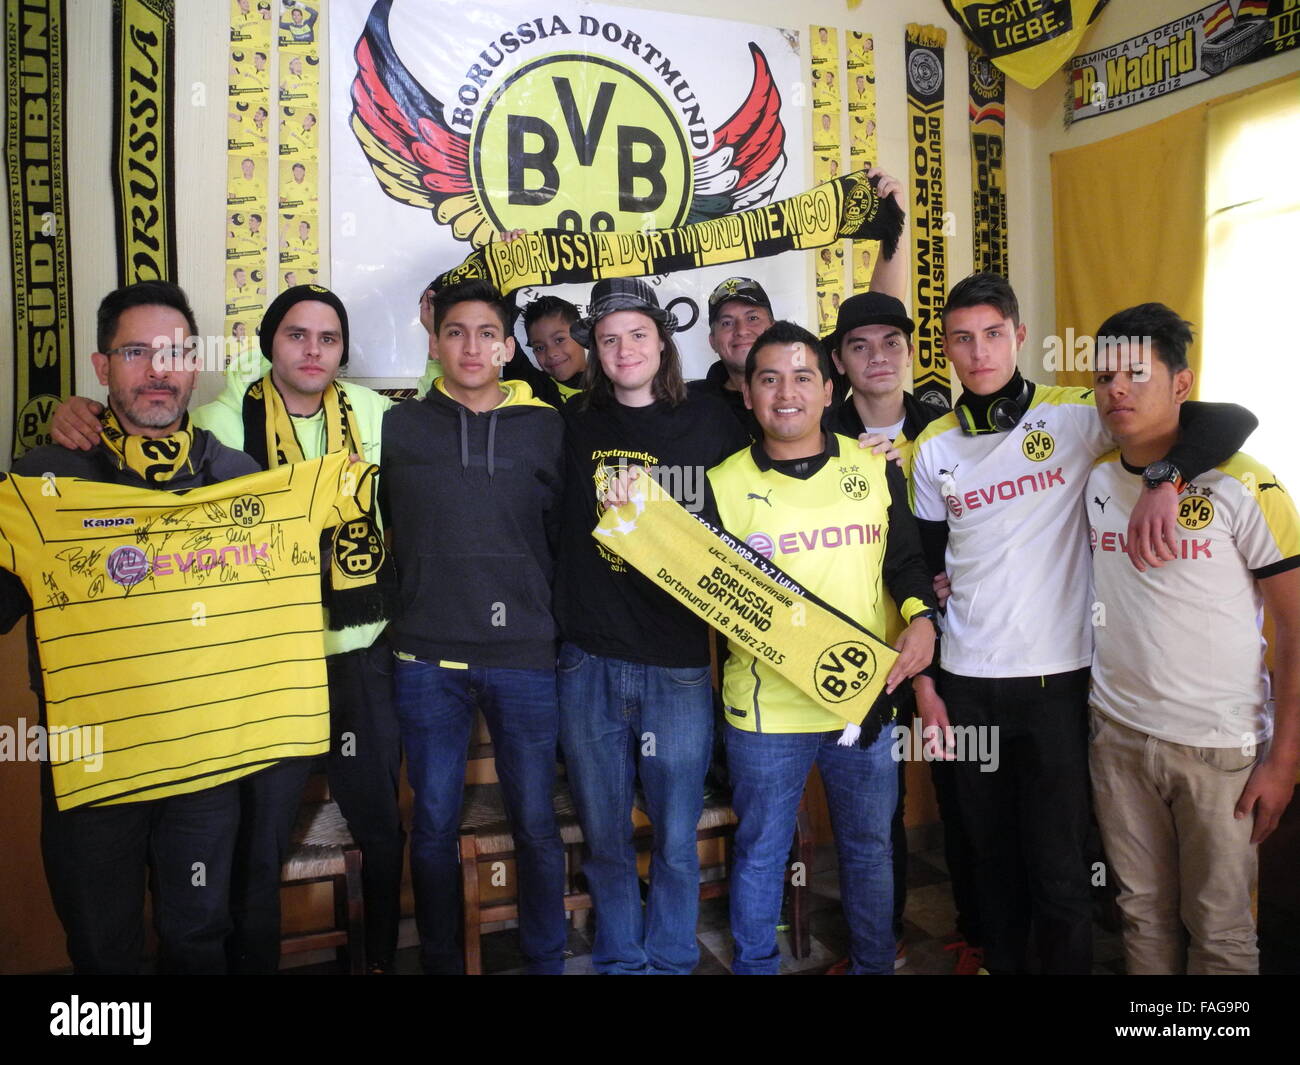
[593,476,898,726]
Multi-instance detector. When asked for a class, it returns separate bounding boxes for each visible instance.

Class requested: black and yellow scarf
[99,406,196,484]
[241,376,395,629]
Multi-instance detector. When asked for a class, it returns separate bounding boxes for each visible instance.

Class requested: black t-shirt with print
[556,393,749,667]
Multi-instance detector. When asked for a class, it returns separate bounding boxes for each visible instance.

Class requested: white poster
[330,0,808,379]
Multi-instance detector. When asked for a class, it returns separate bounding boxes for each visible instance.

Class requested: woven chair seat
[281,799,357,881]
[461,781,585,854]
[461,781,737,854]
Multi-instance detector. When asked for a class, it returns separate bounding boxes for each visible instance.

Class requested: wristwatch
[910,608,938,624]
[1142,459,1183,492]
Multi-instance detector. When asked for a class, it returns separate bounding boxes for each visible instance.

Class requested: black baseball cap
[824,291,914,352]
[707,277,773,324]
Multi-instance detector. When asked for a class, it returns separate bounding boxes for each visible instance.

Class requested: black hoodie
[380,379,564,669]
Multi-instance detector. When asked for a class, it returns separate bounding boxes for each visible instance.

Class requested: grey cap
[571,277,680,347]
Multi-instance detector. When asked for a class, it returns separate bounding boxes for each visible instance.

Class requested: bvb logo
[471,54,692,235]
[230,494,265,527]
[813,641,877,703]
[1178,495,1215,531]
[333,520,384,576]
[1022,429,1055,462]
[840,472,870,501]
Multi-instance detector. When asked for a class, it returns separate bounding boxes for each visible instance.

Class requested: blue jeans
[557,643,713,974]
[394,658,566,975]
[725,722,897,974]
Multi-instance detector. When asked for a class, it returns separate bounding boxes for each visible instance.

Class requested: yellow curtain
[1051,106,1207,392]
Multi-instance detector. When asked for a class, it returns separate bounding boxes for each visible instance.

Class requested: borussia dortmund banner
[906,24,951,412]
[7,0,75,459]
[112,0,177,286]
[595,477,899,729]
[944,0,1110,90]
[433,170,902,298]
[1066,0,1300,126]
[332,0,809,378]
[968,43,1008,276]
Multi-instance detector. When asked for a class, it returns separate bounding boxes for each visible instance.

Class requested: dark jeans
[930,755,984,947]
[395,658,566,975]
[326,641,405,969]
[938,667,1092,974]
[40,764,239,974]
[227,757,313,974]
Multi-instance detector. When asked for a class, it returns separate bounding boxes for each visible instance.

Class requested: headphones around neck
[954,378,1031,436]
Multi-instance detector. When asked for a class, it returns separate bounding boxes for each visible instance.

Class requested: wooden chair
[457,752,814,972]
[279,795,366,974]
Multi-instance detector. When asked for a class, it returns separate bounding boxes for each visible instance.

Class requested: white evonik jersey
[1087,452,1300,749]
[910,385,1110,678]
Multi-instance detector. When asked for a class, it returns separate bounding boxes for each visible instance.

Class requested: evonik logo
[745,523,882,559]
[945,467,1066,517]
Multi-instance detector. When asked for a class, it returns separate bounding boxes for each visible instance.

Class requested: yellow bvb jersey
[0,451,375,810]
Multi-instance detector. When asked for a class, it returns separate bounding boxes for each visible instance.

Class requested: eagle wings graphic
[350,0,787,248]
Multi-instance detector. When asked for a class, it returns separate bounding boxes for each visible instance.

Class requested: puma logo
[746,490,773,506]
[1094,495,1110,512]
[1260,481,1283,493]
[939,465,959,477]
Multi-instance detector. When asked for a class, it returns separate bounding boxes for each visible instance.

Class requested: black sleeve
[378,412,393,528]
[882,462,939,617]
[1168,401,1257,481]
[502,342,562,409]
[917,517,949,580]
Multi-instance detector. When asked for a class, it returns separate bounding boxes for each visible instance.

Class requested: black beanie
[259,284,351,366]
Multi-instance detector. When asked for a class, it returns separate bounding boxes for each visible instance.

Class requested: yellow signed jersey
[0,451,374,810]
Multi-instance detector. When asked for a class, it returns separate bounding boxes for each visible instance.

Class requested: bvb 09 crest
[349,0,789,247]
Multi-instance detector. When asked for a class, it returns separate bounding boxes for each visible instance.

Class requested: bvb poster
[330,0,808,379]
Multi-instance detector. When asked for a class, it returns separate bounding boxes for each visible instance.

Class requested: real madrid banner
[1067,0,1300,126]
[331,0,808,378]
[112,0,178,286]
[7,0,75,459]
[430,171,903,298]
[905,24,951,412]
[595,477,899,729]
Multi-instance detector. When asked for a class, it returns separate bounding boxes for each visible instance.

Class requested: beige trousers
[1089,709,1259,975]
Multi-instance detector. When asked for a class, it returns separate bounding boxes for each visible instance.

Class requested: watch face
[1144,460,1176,486]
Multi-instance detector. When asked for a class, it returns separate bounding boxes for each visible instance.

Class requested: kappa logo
[813,641,877,703]
[82,516,135,529]
[349,0,787,245]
